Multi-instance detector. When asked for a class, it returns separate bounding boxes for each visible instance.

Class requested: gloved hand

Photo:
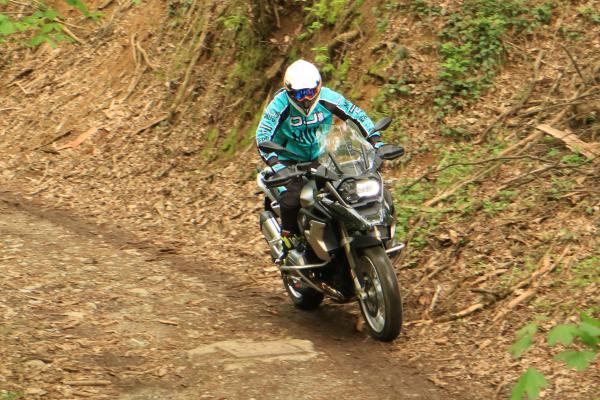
[373,141,386,149]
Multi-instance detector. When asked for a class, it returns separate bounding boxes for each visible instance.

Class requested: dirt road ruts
[0,191,476,399]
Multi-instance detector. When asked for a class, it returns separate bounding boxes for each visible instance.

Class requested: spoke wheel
[356,246,402,341]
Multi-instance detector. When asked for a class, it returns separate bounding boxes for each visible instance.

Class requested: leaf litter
[0,0,600,399]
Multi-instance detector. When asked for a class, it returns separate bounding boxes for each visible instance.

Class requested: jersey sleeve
[255,90,289,165]
[318,88,377,140]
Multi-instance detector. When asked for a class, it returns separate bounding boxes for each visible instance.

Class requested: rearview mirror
[373,117,392,133]
[258,141,299,159]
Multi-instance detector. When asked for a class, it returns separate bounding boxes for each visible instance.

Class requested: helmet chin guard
[284,60,322,116]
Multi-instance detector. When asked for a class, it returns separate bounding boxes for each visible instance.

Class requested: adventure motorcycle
[256,118,405,341]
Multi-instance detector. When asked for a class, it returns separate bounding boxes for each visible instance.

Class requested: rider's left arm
[318,88,380,145]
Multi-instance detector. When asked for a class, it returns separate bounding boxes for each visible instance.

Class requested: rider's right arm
[256,90,290,165]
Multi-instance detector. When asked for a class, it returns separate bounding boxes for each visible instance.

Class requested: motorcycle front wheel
[281,272,325,310]
[356,246,402,341]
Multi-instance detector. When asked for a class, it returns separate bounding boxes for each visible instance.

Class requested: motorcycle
[256,118,405,341]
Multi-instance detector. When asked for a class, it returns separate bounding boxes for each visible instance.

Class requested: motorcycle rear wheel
[281,272,325,310]
[356,246,402,341]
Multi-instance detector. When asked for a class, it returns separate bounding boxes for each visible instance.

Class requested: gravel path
[0,193,469,399]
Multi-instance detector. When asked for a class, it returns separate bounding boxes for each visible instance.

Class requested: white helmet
[283,60,322,116]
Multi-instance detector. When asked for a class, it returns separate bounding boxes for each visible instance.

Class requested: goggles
[288,86,320,102]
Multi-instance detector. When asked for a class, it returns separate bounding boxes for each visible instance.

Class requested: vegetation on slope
[1,0,600,398]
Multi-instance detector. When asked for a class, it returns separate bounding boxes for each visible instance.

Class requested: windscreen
[317,121,375,176]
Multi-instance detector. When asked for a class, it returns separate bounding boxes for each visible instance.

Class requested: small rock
[356,318,364,332]
[129,288,149,296]
[25,388,47,395]
[63,312,86,319]
[147,276,167,282]
[85,302,97,309]
[25,360,46,367]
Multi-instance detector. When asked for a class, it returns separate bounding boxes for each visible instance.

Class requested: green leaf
[554,350,596,371]
[43,35,58,48]
[34,10,45,18]
[579,322,600,337]
[41,23,54,33]
[67,0,88,12]
[30,34,43,46]
[517,323,538,338]
[0,0,9,4]
[14,21,27,32]
[547,324,580,346]
[0,21,15,36]
[579,311,600,328]
[131,0,141,4]
[45,9,58,21]
[17,38,31,47]
[510,368,547,400]
[509,335,533,358]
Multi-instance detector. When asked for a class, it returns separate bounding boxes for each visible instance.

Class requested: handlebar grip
[263,166,276,177]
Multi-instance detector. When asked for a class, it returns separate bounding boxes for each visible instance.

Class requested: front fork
[339,224,368,302]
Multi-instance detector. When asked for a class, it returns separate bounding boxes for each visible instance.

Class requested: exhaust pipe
[259,211,284,262]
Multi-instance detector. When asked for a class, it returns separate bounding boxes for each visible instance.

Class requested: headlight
[356,180,380,197]
[339,179,380,203]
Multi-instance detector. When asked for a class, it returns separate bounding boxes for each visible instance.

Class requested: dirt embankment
[2,0,600,399]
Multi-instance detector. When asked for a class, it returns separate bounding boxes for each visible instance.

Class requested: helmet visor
[288,86,319,102]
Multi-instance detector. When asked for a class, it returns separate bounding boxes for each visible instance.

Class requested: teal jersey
[256,87,377,163]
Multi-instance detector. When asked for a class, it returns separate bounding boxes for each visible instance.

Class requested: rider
[256,60,386,257]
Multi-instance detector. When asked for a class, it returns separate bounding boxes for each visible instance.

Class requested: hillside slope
[2,0,600,398]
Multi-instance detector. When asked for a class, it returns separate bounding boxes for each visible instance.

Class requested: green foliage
[340,55,350,81]
[565,256,600,289]
[510,312,600,400]
[511,368,547,400]
[312,46,335,74]
[404,0,555,118]
[578,6,600,24]
[554,350,596,371]
[509,322,537,357]
[0,0,107,47]
[296,0,347,39]
[1,393,24,400]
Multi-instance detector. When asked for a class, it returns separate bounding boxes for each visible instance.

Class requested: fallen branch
[429,285,443,310]
[402,254,447,301]
[400,155,551,195]
[476,51,544,144]
[327,29,360,57]
[129,115,167,137]
[36,160,51,186]
[62,26,85,45]
[536,124,600,159]
[434,303,485,323]
[136,41,157,71]
[33,129,72,150]
[167,1,214,121]
[562,45,588,90]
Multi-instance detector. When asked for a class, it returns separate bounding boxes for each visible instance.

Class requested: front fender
[351,235,383,251]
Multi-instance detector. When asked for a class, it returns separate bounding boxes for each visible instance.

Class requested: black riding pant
[278,159,320,234]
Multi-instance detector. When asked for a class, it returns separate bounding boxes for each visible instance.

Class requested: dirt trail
[0,191,472,400]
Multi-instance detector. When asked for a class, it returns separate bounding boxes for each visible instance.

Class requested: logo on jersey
[263,109,280,123]
[290,112,325,127]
